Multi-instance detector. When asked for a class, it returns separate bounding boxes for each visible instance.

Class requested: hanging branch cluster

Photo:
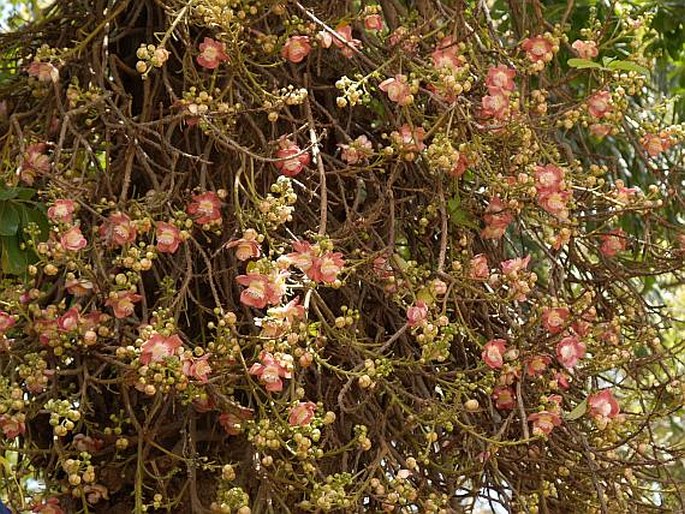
[0,0,685,512]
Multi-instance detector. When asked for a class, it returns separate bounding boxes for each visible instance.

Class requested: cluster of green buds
[257,176,297,228]
[45,398,81,437]
[335,75,373,108]
[135,44,170,77]
[301,473,354,512]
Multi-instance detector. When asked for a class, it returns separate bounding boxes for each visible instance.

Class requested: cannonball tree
[0,0,684,512]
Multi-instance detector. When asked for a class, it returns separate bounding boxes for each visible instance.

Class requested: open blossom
[226,228,261,261]
[187,191,222,225]
[486,65,516,95]
[526,355,551,378]
[21,143,51,184]
[587,91,612,119]
[236,271,285,309]
[407,301,428,327]
[48,199,75,223]
[431,36,464,70]
[57,307,80,332]
[571,39,599,59]
[501,255,531,277]
[600,228,627,257]
[521,35,554,63]
[469,254,490,280]
[364,14,384,31]
[590,123,612,138]
[105,291,142,319]
[541,307,570,334]
[537,189,571,219]
[275,139,310,177]
[379,74,413,106]
[528,410,562,436]
[219,407,254,436]
[286,240,344,283]
[0,311,16,333]
[482,338,507,369]
[0,412,25,439]
[99,212,137,247]
[534,164,565,192]
[492,387,516,410]
[641,132,673,157]
[27,61,59,82]
[332,24,361,58]
[556,335,586,369]
[391,124,426,159]
[588,390,620,422]
[281,35,311,63]
[481,91,510,120]
[268,297,305,325]
[140,333,183,365]
[249,351,292,392]
[339,135,373,164]
[155,222,182,254]
[197,37,229,69]
[289,401,317,426]
[61,226,88,251]
[182,353,212,383]
[482,197,513,240]
[66,277,95,297]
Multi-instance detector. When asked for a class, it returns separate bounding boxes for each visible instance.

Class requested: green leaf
[606,60,651,77]
[0,202,21,236]
[20,205,49,239]
[0,186,34,201]
[0,236,29,275]
[564,399,588,421]
[567,58,602,69]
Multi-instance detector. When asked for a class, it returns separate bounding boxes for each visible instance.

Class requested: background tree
[0,0,684,513]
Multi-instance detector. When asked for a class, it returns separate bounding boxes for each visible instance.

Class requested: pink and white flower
[587,91,612,119]
[541,307,570,334]
[522,35,554,63]
[571,40,599,60]
[226,229,261,261]
[249,351,293,392]
[482,338,507,369]
[105,291,142,319]
[274,139,310,177]
[187,191,222,225]
[140,333,183,365]
[407,301,428,327]
[556,335,586,369]
[197,37,229,69]
[289,401,317,426]
[48,199,75,223]
[99,212,137,247]
[379,74,413,106]
[155,222,182,254]
[61,226,88,251]
[281,36,312,63]
[528,410,562,436]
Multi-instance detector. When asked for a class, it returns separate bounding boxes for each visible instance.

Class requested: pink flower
[187,191,222,225]
[317,30,333,49]
[218,407,254,436]
[571,40,599,60]
[156,222,182,254]
[249,351,292,392]
[407,301,428,327]
[528,410,562,436]
[60,226,88,251]
[182,353,212,383]
[99,212,137,247]
[587,91,612,119]
[391,124,426,158]
[482,197,513,240]
[289,401,317,426]
[0,412,25,439]
[226,229,261,261]
[0,311,16,333]
[482,338,507,369]
[492,386,516,410]
[339,135,373,164]
[450,153,470,178]
[379,75,413,106]
[286,240,344,283]
[21,143,51,185]
[27,61,59,82]
[486,65,516,95]
[537,190,571,219]
[431,36,463,70]
[140,333,183,364]
[556,335,586,369]
[57,307,80,332]
[534,164,565,193]
[268,297,305,324]
[197,37,229,69]
[521,35,554,63]
[553,371,570,390]
[588,390,620,421]
[500,255,531,277]
[274,139,310,177]
[105,291,142,319]
[481,92,510,120]
[48,199,75,223]
[364,14,384,31]
[526,354,551,378]
[589,123,612,138]
[66,277,95,297]
[600,228,627,257]
[332,24,362,58]
[541,307,569,334]
[641,133,673,157]
[32,498,65,514]
[236,272,285,309]
[469,254,490,280]
[281,35,311,63]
